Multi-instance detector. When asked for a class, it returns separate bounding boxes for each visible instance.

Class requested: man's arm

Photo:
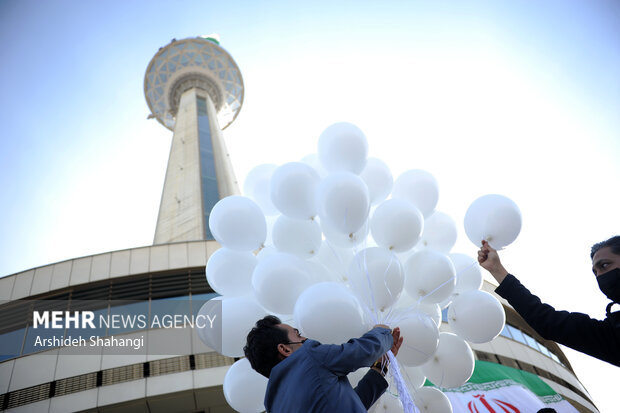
[353,369,388,409]
[311,327,394,376]
[479,241,620,367]
[496,273,620,366]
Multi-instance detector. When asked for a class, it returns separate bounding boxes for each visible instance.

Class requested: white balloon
[371,199,424,252]
[263,213,278,247]
[294,282,366,344]
[322,218,370,248]
[300,153,328,178]
[209,196,267,251]
[197,296,268,357]
[223,358,268,413]
[438,296,453,311]
[463,194,522,249]
[348,247,404,312]
[270,162,320,219]
[252,253,313,314]
[394,294,442,328]
[303,260,341,284]
[317,171,370,235]
[312,242,355,282]
[402,365,427,390]
[206,248,257,296]
[418,212,457,253]
[318,122,368,174]
[392,170,439,218]
[369,393,404,413]
[272,216,322,259]
[256,245,278,261]
[421,332,474,388]
[448,290,506,343]
[413,387,452,413]
[196,298,220,350]
[395,311,440,366]
[449,253,483,293]
[404,250,456,304]
[395,247,418,266]
[243,163,279,216]
[360,157,393,205]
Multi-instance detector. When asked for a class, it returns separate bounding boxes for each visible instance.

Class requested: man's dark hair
[536,408,557,413]
[244,315,289,378]
[591,235,620,259]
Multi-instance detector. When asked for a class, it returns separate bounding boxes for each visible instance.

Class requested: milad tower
[145,35,243,243]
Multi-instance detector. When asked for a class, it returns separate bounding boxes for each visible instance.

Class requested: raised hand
[478,240,509,283]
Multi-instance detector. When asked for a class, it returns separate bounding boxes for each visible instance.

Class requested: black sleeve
[353,369,388,409]
[495,274,620,367]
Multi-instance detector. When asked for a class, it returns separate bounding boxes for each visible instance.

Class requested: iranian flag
[432,361,580,413]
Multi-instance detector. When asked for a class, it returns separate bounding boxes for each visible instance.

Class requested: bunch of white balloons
[199,122,522,413]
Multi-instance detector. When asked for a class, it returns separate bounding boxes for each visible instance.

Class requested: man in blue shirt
[244,315,403,412]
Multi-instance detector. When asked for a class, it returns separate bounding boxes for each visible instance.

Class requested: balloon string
[387,351,419,413]
[351,231,417,411]
[361,248,380,323]
[379,255,400,323]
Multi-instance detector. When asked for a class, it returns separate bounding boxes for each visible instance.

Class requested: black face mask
[597,267,620,303]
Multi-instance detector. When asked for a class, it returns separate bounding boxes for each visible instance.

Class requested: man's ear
[277,343,291,358]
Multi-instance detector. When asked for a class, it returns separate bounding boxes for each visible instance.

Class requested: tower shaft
[154,88,239,244]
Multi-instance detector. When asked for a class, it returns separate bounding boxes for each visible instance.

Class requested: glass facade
[197,96,219,240]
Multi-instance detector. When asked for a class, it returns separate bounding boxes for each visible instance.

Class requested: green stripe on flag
[426,360,557,397]
[470,360,556,396]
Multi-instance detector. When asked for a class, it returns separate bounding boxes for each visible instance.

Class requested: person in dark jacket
[478,235,620,367]
[243,315,403,412]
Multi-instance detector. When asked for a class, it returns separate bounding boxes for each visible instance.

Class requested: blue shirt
[264,327,393,412]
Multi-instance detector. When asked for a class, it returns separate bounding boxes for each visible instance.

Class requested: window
[499,324,512,339]
[0,328,26,361]
[197,95,219,241]
[537,341,551,357]
[522,332,541,351]
[506,325,527,345]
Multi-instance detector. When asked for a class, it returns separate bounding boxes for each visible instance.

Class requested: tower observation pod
[144,35,244,244]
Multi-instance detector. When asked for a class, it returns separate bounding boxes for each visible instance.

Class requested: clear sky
[1,0,618,411]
